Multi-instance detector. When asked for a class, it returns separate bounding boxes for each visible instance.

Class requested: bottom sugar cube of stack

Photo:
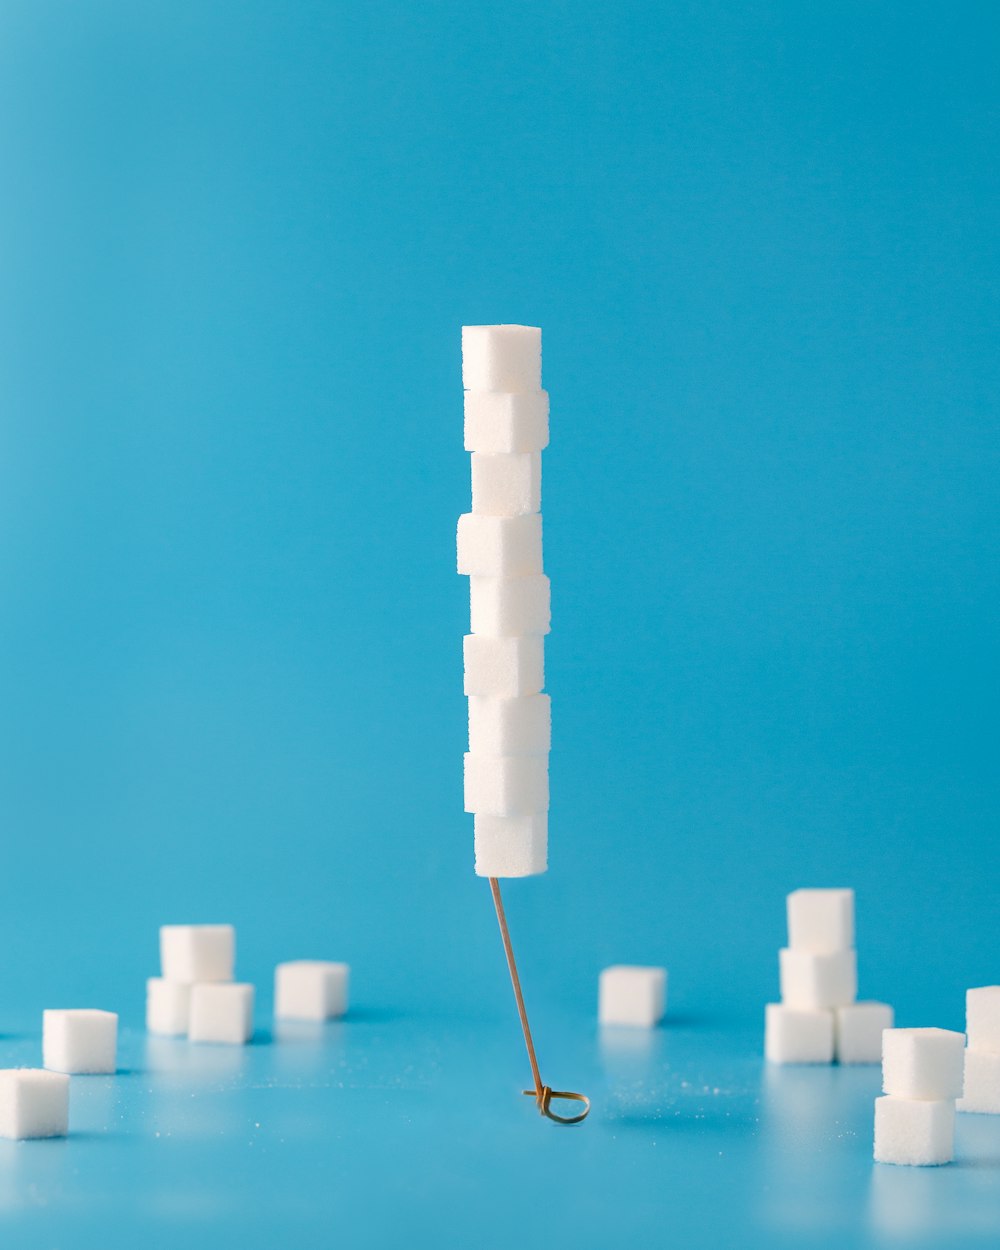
[836,1002,894,1064]
[188,983,254,1045]
[874,1097,955,1166]
[874,1027,965,1166]
[43,1010,118,1075]
[765,1003,834,1064]
[275,962,349,1022]
[598,966,667,1028]
[147,979,192,1037]
[957,986,1000,1114]
[0,1069,70,1139]
[474,813,547,877]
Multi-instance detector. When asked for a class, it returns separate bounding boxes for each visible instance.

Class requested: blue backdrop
[0,3,997,1245]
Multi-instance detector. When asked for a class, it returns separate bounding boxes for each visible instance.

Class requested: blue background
[0,2,998,1245]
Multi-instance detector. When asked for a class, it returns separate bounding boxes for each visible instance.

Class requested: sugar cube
[274,962,349,1022]
[470,576,550,637]
[598,966,667,1028]
[874,1096,955,1166]
[464,635,544,697]
[474,814,547,877]
[464,391,549,454]
[882,1028,966,1100]
[956,1049,1000,1114]
[462,324,541,393]
[146,978,192,1037]
[457,513,543,578]
[786,888,855,952]
[188,983,254,1045]
[468,695,550,756]
[779,948,857,1009]
[43,1009,118,1075]
[0,1070,70,1139]
[965,986,1000,1053]
[471,452,541,517]
[764,1003,835,1063]
[160,924,235,983]
[464,753,549,816]
[835,1001,894,1064]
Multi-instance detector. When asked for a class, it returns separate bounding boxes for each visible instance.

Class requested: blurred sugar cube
[598,965,667,1028]
[275,962,349,1022]
[43,1009,118,1075]
[765,1003,834,1064]
[188,983,254,1045]
[0,1069,70,1139]
[160,925,235,984]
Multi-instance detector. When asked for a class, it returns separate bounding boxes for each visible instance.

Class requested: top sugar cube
[462,325,541,393]
[160,924,235,983]
[966,986,1000,1053]
[882,1027,966,1100]
[786,888,854,953]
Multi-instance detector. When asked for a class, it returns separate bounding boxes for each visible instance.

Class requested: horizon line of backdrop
[0,0,997,1031]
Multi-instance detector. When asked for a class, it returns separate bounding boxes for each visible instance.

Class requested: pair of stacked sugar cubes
[147,925,349,1041]
[0,1009,120,1140]
[459,325,551,877]
[766,889,893,1063]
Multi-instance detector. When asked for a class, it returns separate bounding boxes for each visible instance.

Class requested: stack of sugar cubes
[459,325,550,878]
[147,924,254,1044]
[875,1028,965,1165]
[957,986,1000,1115]
[766,888,893,1064]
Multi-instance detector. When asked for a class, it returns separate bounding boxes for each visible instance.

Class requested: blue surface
[1,1,998,1245]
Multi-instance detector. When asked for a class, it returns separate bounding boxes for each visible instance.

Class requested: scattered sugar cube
[835,1001,895,1064]
[43,1010,118,1075]
[474,814,547,877]
[882,1028,966,1100]
[464,753,549,816]
[464,391,549,454]
[468,695,550,756]
[457,513,543,578]
[957,1050,1000,1114]
[874,1096,955,1166]
[470,576,550,637]
[462,325,541,393]
[786,888,855,952]
[146,978,192,1037]
[598,966,667,1028]
[471,452,541,516]
[160,925,235,984]
[275,962,349,1022]
[188,983,254,1045]
[965,986,1000,1053]
[0,1070,70,1139]
[464,635,544,697]
[765,1003,835,1063]
[779,948,857,1009]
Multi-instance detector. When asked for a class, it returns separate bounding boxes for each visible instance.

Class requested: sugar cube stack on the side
[460,325,550,878]
[875,1027,965,1165]
[956,986,1000,1114]
[147,924,254,1045]
[765,888,893,1064]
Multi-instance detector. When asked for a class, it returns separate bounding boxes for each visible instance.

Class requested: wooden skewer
[488,877,590,1125]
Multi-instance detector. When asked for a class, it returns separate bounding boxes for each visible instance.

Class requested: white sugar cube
[160,924,235,983]
[474,814,547,877]
[462,324,541,393]
[457,513,543,578]
[464,635,544,697]
[464,753,549,816]
[779,948,857,1009]
[765,1003,835,1063]
[786,888,855,952]
[836,1002,894,1064]
[0,1070,70,1139]
[188,983,254,1045]
[470,576,550,637]
[471,453,541,516]
[146,978,192,1036]
[275,962,349,1022]
[874,1096,955,1166]
[43,1009,118,1075]
[598,966,667,1028]
[965,986,1000,1053]
[468,695,550,756]
[464,391,549,454]
[882,1028,966,1100]
[957,1049,1000,1114]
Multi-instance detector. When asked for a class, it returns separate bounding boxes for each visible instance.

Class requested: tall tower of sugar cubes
[458,326,550,877]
